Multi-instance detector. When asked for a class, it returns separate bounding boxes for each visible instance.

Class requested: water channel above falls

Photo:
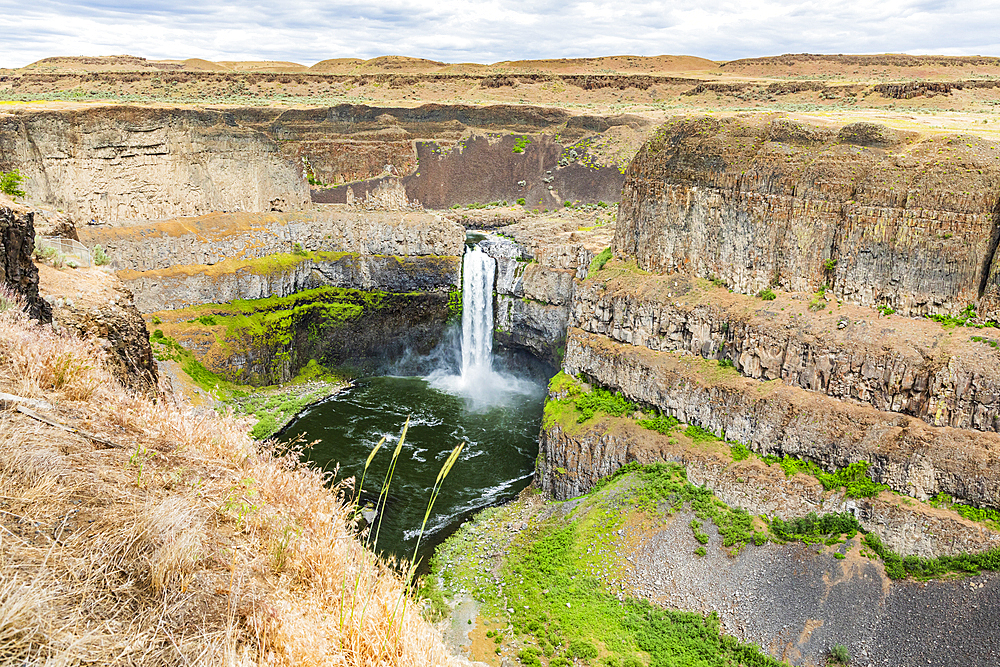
[280,242,552,566]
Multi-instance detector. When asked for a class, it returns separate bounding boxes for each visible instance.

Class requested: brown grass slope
[0,287,451,666]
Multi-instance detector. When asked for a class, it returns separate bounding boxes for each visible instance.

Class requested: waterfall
[426,239,538,409]
[460,246,495,378]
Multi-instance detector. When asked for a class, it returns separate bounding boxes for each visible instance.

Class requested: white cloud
[0,0,998,68]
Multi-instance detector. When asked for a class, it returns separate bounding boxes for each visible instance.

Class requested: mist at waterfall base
[281,245,551,566]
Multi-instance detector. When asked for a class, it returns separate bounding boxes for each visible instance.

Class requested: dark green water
[280,356,549,567]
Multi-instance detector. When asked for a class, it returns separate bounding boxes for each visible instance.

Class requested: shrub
[823,258,838,271]
[638,413,679,435]
[730,442,750,461]
[292,242,307,256]
[757,288,776,300]
[684,424,719,443]
[92,244,110,266]
[575,387,635,422]
[513,136,531,153]
[830,644,851,664]
[517,197,526,205]
[569,639,598,660]
[0,169,25,199]
[695,546,707,557]
[589,247,612,273]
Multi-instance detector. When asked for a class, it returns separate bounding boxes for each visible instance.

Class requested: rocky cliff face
[80,206,463,312]
[0,107,309,222]
[77,207,461,272]
[123,252,459,313]
[571,269,1000,432]
[561,327,1000,508]
[38,264,157,392]
[615,117,1000,320]
[538,417,1000,558]
[0,104,652,224]
[479,214,614,363]
[0,200,51,322]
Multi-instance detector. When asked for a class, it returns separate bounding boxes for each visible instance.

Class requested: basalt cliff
[532,115,1000,561]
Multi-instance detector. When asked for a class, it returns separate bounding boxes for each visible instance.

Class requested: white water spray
[460,246,495,378]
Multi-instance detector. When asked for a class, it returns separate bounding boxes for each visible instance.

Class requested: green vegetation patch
[589,247,613,274]
[636,413,679,435]
[761,455,888,499]
[0,169,25,199]
[926,303,997,329]
[447,289,463,322]
[169,285,399,353]
[862,532,1000,580]
[542,372,635,428]
[930,493,1000,529]
[151,328,341,439]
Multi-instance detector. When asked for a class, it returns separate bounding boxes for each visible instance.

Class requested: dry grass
[0,291,454,666]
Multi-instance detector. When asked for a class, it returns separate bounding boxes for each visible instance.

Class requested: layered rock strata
[571,268,1000,432]
[615,116,1000,320]
[560,326,1000,508]
[0,106,309,222]
[80,207,464,312]
[538,415,1000,558]
[121,252,459,313]
[1,104,652,223]
[77,208,462,272]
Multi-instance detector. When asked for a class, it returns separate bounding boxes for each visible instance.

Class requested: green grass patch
[589,247,612,274]
[926,303,996,329]
[729,442,751,462]
[543,373,635,427]
[929,493,1000,529]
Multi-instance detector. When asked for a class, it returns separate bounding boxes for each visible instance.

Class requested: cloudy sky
[0,0,998,68]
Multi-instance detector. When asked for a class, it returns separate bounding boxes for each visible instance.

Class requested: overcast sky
[0,0,999,68]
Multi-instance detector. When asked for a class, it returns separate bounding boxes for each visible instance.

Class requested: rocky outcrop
[0,200,51,322]
[38,264,157,392]
[615,116,1000,319]
[155,288,449,385]
[571,269,1000,432]
[539,417,1000,558]
[0,104,653,222]
[0,106,309,222]
[123,252,459,313]
[561,327,1000,508]
[76,207,464,272]
[77,206,464,312]
[479,216,613,362]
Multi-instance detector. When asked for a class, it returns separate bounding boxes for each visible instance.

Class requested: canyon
[4,52,1000,666]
